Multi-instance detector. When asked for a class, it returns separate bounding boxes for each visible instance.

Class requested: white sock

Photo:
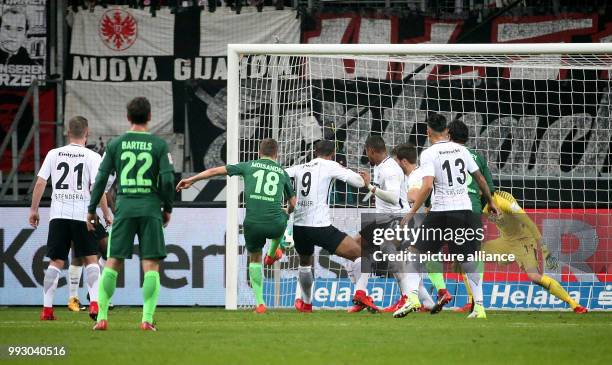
[393,272,405,295]
[68,265,82,299]
[298,266,313,304]
[418,273,435,308]
[395,272,419,297]
[403,272,421,297]
[98,257,106,270]
[347,258,358,284]
[43,266,62,308]
[352,258,369,292]
[462,262,483,306]
[84,264,100,302]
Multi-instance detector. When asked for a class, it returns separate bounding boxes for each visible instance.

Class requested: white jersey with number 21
[37,144,103,222]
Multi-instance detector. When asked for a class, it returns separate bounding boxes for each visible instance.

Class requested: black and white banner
[0,0,47,87]
[65,6,300,174]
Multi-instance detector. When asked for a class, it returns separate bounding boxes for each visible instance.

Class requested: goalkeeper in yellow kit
[481,191,588,314]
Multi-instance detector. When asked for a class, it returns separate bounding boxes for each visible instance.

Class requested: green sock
[426,261,446,290]
[249,263,264,305]
[142,271,160,323]
[266,238,281,258]
[97,267,118,321]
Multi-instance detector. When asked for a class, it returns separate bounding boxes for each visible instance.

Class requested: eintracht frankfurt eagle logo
[99,9,138,51]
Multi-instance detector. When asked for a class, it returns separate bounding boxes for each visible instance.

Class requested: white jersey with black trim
[372,156,407,213]
[406,167,426,214]
[286,158,363,227]
[419,140,479,212]
[37,144,103,222]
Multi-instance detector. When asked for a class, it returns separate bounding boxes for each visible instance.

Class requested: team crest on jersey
[99,9,138,51]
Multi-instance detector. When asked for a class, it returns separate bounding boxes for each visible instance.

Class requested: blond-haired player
[481,191,588,314]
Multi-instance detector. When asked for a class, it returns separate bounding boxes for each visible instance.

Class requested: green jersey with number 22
[89,131,175,219]
[226,158,295,223]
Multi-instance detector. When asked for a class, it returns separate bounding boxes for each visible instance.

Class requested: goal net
[226,44,612,311]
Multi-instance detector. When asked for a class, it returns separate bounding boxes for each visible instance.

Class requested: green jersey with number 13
[88,131,175,219]
[226,158,295,223]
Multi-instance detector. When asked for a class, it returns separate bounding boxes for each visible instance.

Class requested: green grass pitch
[0,307,611,365]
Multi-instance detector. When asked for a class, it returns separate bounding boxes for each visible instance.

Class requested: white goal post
[225,43,612,310]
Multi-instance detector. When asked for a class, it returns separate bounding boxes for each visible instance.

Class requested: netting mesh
[235,52,611,310]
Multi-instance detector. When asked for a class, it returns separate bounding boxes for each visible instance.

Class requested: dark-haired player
[382,143,436,313]
[394,114,498,319]
[88,97,175,331]
[177,138,296,314]
[285,140,369,313]
[447,120,494,313]
[355,135,414,313]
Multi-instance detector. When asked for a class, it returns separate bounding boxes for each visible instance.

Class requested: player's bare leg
[249,251,266,313]
[93,257,123,330]
[41,259,64,320]
[526,268,587,314]
[295,255,314,313]
[68,253,83,312]
[140,259,161,330]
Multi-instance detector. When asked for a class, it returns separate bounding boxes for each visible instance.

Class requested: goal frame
[224,42,612,310]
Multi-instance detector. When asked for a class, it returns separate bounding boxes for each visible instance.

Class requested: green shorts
[243,217,287,253]
[107,216,166,260]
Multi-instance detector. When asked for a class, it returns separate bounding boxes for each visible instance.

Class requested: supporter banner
[0,0,47,87]
[184,12,612,202]
[0,88,55,171]
[65,6,300,164]
[1,207,608,308]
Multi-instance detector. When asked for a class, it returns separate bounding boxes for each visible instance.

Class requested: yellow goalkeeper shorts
[482,237,539,271]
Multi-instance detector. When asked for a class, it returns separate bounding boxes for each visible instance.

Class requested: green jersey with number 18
[226,158,295,223]
[88,131,175,219]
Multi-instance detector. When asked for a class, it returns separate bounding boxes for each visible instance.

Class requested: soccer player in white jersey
[67,173,115,312]
[29,116,110,321]
[285,140,376,313]
[382,143,436,313]
[393,114,498,319]
[357,135,415,313]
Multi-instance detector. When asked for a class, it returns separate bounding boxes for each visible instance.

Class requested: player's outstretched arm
[287,196,297,214]
[473,170,498,216]
[328,163,365,189]
[360,170,401,204]
[403,176,433,223]
[176,166,228,191]
[100,193,113,227]
[29,177,47,228]
[87,152,114,231]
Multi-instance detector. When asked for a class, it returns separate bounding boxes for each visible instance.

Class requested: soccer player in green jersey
[448,120,494,313]
[87,97,175,331]
[176,138,296,313]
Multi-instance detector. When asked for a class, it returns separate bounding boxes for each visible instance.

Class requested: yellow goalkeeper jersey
[483,191,542,241]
